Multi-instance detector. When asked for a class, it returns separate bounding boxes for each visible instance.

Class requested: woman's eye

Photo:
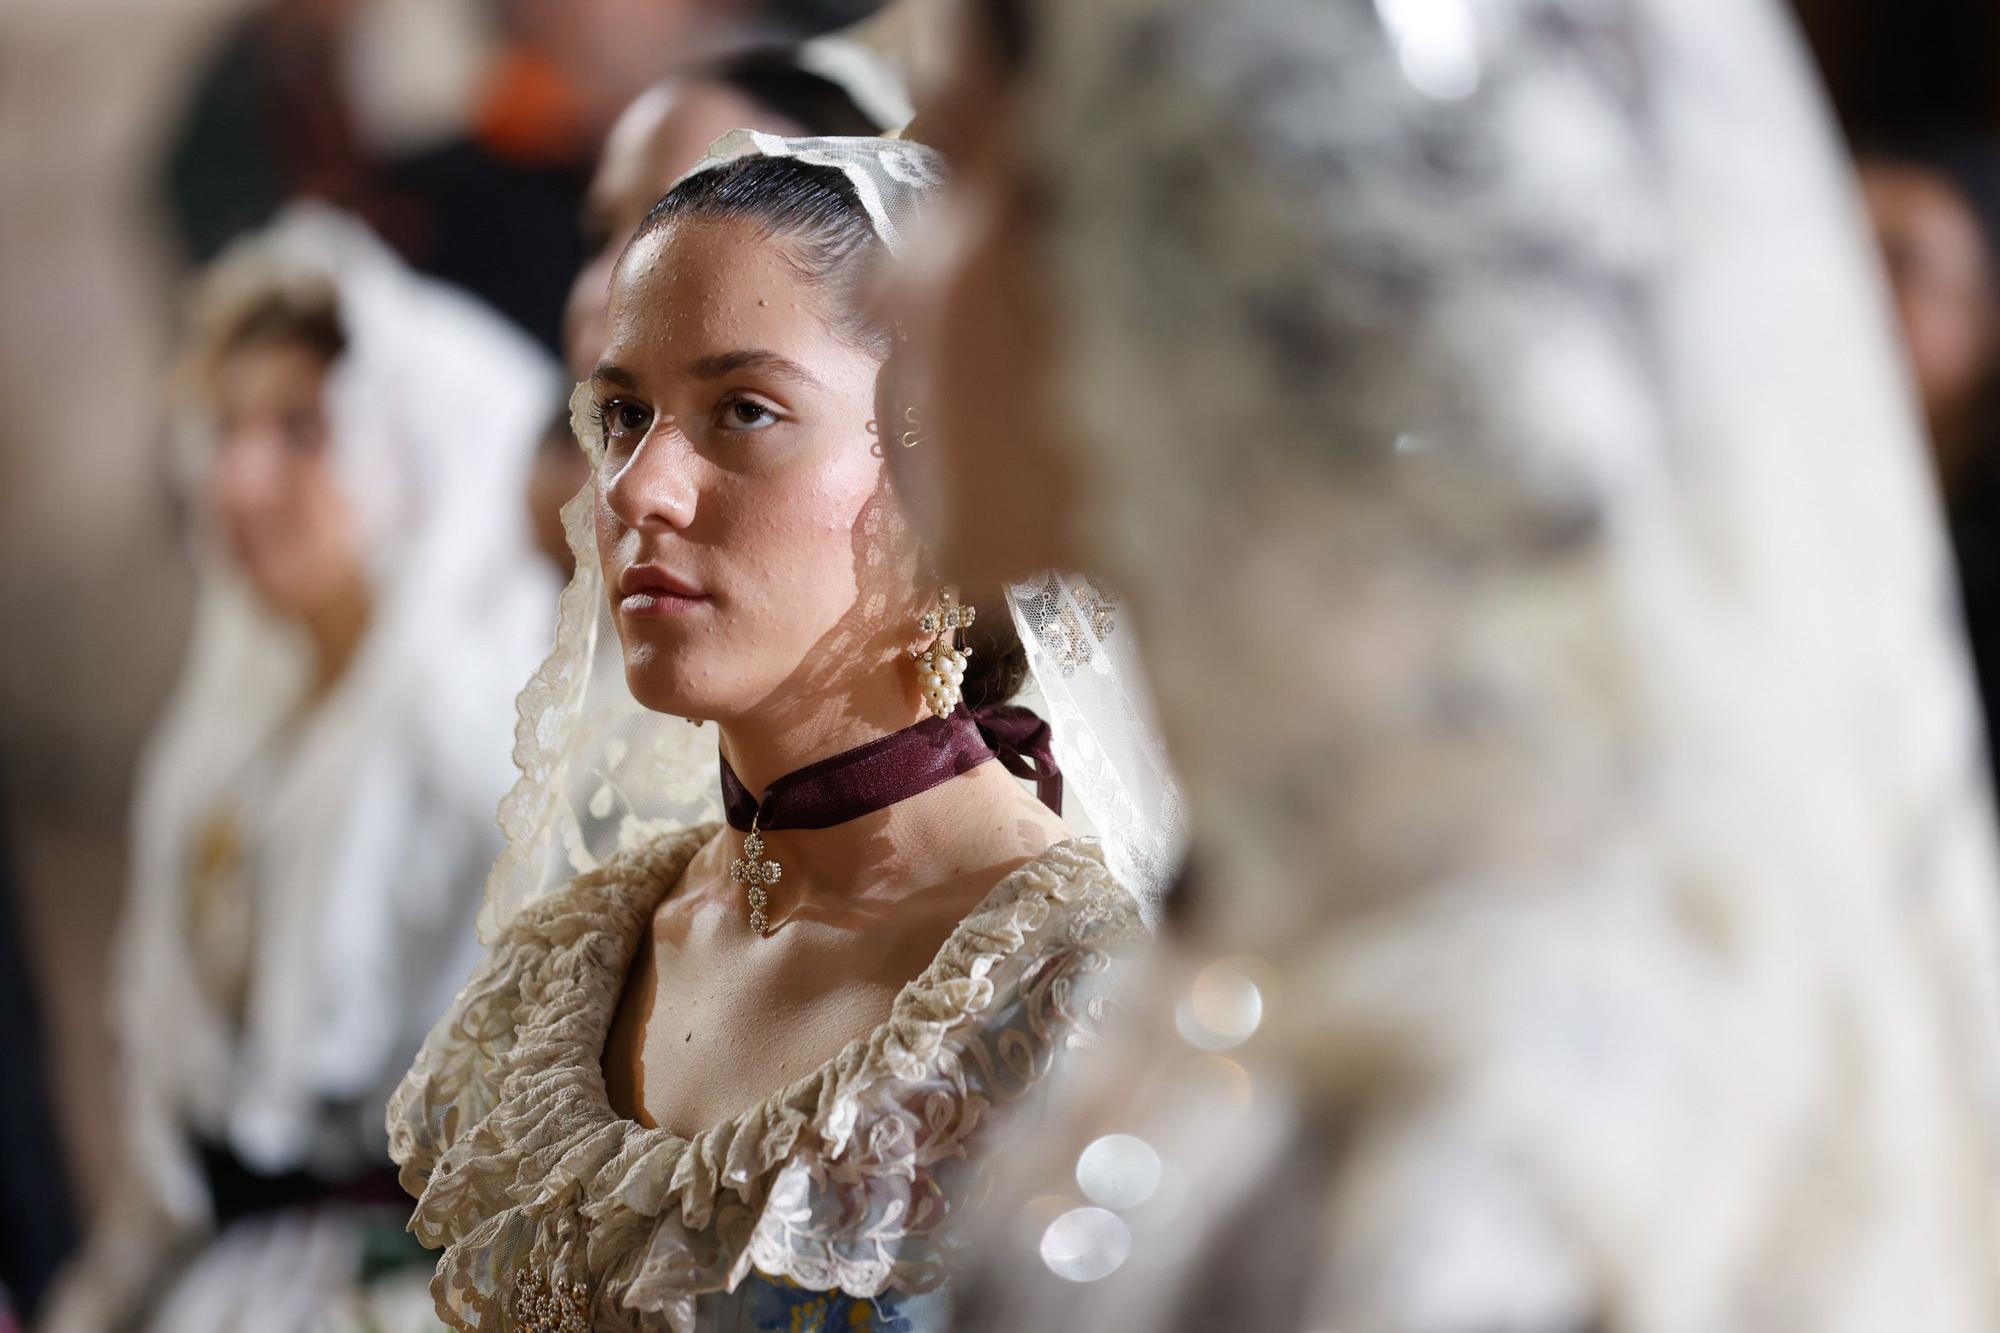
[718,397,779,432]
[598,398,652,440]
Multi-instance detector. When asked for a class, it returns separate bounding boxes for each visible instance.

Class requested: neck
[713,671,1034,912]
[727,755,1031,921]
[717,672,928,803]
[714,585,936,790]
[301,575,371,696]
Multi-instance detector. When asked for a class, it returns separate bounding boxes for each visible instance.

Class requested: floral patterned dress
[388,825,1141,1332]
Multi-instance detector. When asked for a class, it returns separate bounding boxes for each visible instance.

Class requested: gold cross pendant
[510,1270,589,1333]
[729,822,782,935]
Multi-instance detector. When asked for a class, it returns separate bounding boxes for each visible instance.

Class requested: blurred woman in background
[561,37,907,381]
[1861,142,2000,781]
[45,206,560,1333]
[1859,146,2000,479]
[903,0,2000,1328]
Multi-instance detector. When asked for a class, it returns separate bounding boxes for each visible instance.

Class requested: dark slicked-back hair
[638,154,893,357]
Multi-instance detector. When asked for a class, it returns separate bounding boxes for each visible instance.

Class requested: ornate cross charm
[730,823,782,935]
[510,1269,589,1333]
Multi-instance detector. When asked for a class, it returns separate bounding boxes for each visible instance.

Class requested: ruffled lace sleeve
[385,826,710,1203]
[387,832,1142,1333]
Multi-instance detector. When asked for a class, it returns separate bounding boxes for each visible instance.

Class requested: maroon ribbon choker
[719,703,1063,834]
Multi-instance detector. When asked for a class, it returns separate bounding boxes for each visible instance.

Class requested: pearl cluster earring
[914,589,975,719]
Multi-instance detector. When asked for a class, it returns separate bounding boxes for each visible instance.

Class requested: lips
[617,564,708,617]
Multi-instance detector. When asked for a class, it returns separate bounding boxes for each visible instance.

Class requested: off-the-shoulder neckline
[544,822,1112,1149]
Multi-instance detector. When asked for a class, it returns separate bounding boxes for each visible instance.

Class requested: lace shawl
[388,825,1141,1331]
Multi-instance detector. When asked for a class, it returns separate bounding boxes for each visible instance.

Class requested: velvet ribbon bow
[719,703,1063,833]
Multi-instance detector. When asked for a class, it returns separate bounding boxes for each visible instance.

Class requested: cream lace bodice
[387,823,1142,1332]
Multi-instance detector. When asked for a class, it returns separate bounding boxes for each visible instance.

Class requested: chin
[622,657,702,718]
[626,677,722,721]
[620,642,734,721]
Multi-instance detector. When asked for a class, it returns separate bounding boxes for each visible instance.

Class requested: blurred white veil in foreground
[958,0,2000,1328]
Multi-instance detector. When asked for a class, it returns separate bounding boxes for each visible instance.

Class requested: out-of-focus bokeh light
[1039,1205,1133,1283]
[1174,955,1264,1050]
[1372,0,1481,101]
[1074,1132,1163,1210]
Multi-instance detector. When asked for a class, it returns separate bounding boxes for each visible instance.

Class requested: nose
[603,423,698,533]
[210,427,283,523]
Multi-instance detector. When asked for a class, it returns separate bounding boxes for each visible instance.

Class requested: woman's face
[1861,162,2000,450]
[206,339,363,620]
[592,214,920,721]
[894,12,1083,586]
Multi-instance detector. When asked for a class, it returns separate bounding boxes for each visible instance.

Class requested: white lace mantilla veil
[477,129,1183,945]
[965,0,2000,1328]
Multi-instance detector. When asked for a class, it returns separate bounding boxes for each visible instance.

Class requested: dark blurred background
[1795,0,2000,135]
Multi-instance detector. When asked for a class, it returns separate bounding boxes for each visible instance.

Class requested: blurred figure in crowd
[1861,142,2000,780]
[523,37,906,579]
[560,38,907,379]
[163,0,391,266]
[42,207,559,1333]
[164,0,893,350]
[164,0,596,347]
[907,0,2000,1329]
[1860,143,2000,482]
[524,404,586,578]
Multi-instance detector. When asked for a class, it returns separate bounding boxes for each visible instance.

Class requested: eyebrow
[688,349,824,390]
[590,350,827,394]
